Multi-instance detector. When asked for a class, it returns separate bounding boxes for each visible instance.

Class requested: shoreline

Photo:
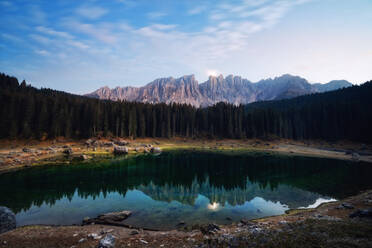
[1,189,371,247]
[1,138,372,174]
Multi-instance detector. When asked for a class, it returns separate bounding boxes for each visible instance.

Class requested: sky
[1,0,372,94]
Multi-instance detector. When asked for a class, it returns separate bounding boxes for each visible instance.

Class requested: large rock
[104,142,114,147]
[97,211,132,222]
[114,140,129,146]
[63,147,73,155]
[150,147,161,153]
[113,146,128,155]
[98,234,116,248]
[0,206,16,234]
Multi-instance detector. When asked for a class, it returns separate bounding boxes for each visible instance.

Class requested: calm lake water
[1,151,372,230]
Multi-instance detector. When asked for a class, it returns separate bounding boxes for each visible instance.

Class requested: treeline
[1,72,372,142]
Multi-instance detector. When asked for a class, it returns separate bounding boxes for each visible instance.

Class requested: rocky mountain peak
[85,74,352,107]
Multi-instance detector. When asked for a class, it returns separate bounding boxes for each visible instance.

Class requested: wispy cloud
[1,33,23,43]
[188,5,208,15]
[147,11,167,19]
[34,49,50,56]
[76,6,108,19]
[36,26,73,39]
[29,34,52,44]
[63,20,117,44]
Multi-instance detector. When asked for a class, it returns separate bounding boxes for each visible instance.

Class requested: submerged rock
[341,202,354,209]
[113,146,128,155]
[98,234,116,248]
[0,206,16,234]
[83,210,132,225]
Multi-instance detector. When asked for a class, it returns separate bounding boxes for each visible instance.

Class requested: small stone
[73,233,78,237]
[98,234,116,248]
[352,152,360,161]
[88,233,99,239]
[139,239,148,244]
[350,208,372,218]
[78,238,86,243]
[240,219,254,226]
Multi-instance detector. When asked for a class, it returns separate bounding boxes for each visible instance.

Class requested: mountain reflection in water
[1,151,371,229]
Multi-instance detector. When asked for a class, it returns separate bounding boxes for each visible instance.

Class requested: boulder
[0,206,16,234]
[114,140,129,146]
[63,147,73,155]
[98,234,116,248]
[113,146,128,155]
[104,142,114,147]
[352,152,360,161]
[150,147,161,153]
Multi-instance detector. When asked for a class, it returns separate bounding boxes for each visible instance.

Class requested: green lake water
[1,151,372,230]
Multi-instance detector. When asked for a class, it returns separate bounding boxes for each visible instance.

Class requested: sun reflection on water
[207,202,220,210]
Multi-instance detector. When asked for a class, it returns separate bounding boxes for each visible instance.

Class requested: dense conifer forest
[1,73,371,142]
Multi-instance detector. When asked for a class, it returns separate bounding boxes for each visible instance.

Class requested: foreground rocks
[98,234,116,248]
[0,206,16,234]
[350,208,372,218]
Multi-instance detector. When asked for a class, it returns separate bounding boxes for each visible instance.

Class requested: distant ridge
[85,74,352,107]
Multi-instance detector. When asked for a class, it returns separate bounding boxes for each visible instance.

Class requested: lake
[1,151,372,230]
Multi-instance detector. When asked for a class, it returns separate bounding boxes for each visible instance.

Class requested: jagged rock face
[85,74,352,107]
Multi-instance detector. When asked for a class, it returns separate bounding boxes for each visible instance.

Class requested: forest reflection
[1,151,372,214]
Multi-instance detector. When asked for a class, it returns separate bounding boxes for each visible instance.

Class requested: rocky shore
[1,190,372,248]
[0,138,371,173]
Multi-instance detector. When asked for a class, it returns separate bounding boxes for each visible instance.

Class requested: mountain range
[85,74,352,107]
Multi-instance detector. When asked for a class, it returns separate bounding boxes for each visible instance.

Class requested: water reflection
[0,151,372,229]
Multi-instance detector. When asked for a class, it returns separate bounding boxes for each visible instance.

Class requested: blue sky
[1,0,372,94]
